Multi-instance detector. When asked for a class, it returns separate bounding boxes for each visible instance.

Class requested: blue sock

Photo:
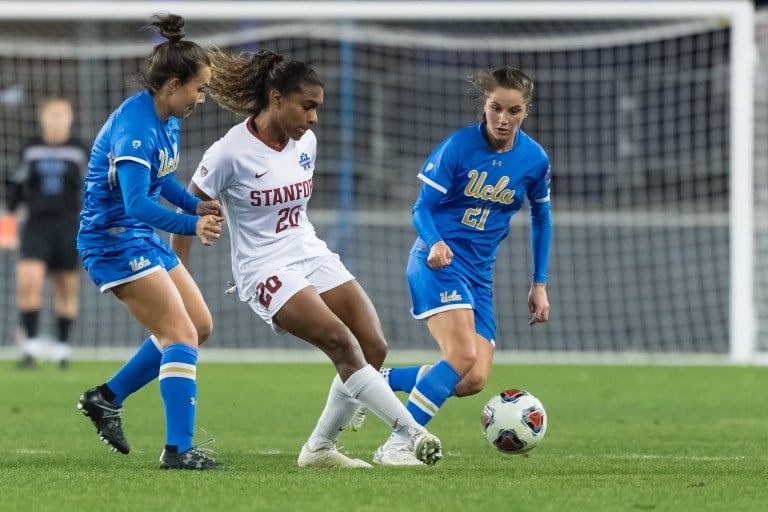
[106,336,162,406]
[159,344,198,453]
[387,365,428,393]
[405,360,461,426]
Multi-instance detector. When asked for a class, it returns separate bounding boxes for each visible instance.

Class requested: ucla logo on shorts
[440,290,462,303]
[129,256,151,272]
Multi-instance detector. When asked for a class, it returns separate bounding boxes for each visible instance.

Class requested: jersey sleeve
[117,160,197,235]
[529,158,551,202]
[416,135,460,194]
[110,107,157,170]
[192,139,234,199]
[529,158,552,283]
[160,176,201,213]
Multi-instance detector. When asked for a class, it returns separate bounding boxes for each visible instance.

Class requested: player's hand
[426,241,453,269]
[196,199,224,217]
[528,283,550,325]
[196,215,224,246]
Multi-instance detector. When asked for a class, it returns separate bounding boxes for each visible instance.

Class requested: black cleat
[160,444,221,470]
[17,355,37,369]
[76,387,130,454]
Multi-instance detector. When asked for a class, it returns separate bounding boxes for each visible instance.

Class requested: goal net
[0,1,759,363]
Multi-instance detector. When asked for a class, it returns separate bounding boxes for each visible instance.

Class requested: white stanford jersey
[193,118,330,301]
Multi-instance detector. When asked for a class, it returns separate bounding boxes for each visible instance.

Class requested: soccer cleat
[160,445,221,470]
[372,442,425,466]
[50,341,71,369]
[76,387,130,455]
[346,406,367,432]
[298,443,373,468]
[408,427,443,466]
[372,428,442,466]
[16,354,37,369]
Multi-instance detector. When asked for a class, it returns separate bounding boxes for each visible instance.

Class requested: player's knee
[319,325,358,360]
[195,313,214,345]
[163,321,199,348]
[449,348,478,375]
[360,336,388,368]
[455,374,487,397]
[197,322,212,345]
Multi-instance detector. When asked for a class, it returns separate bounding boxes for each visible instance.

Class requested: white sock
[342,364,421,435]
[306,374,361,451]
[50,341,71,362]
[21,337,47,359]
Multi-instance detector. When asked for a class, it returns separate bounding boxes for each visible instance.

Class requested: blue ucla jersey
[78,90,182,249]
[412,123,550,283]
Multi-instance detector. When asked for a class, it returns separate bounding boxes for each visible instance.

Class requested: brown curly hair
[207,48,323,117]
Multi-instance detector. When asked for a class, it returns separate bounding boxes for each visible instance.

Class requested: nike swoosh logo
[255,171,270,178]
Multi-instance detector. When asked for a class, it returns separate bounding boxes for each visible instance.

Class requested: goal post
[0,1,759,363]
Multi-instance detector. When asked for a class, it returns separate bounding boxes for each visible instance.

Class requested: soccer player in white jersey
[358,67,552,458]
[74,14,224,470]
[171,48,442,467]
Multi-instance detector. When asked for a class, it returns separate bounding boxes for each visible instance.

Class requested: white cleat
[408,427,443,466]
[346,406,367,432]
[372,441,425,466]
[298,443,373,469]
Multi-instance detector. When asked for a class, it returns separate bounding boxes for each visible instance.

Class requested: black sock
[20,310,40,339]
[164,445,178,454]
[56,316,73,343]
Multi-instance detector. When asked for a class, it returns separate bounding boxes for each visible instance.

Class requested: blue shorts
[79,233,180,293]
[406,255,496,345]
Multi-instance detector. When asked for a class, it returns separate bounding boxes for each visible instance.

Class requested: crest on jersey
[424,163,435,172]
[299,153,312,171]
[200,166,209,177]
[132,140,141,149]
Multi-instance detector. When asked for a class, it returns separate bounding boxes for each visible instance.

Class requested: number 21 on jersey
[462,206,490,230]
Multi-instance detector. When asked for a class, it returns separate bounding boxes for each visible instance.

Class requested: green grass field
[2,361,767,512]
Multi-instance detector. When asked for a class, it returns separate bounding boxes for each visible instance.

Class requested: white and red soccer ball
[481,389,547,454]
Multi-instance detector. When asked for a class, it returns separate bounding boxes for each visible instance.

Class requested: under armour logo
[492,160,502,167]
[190,397,197,406]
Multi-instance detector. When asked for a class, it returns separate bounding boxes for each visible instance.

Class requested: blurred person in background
[74,14,224,470]
[0,98,87,369]
[354,67,552,456]
[171,48,442,468]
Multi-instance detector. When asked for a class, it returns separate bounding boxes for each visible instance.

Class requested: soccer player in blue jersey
[74,14,224,470]
[366,67,552,458]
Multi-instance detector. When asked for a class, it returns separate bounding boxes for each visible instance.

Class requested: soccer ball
[481,389,547,454]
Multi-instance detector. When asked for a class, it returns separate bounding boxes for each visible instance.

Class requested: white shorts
[246,253,355,332]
